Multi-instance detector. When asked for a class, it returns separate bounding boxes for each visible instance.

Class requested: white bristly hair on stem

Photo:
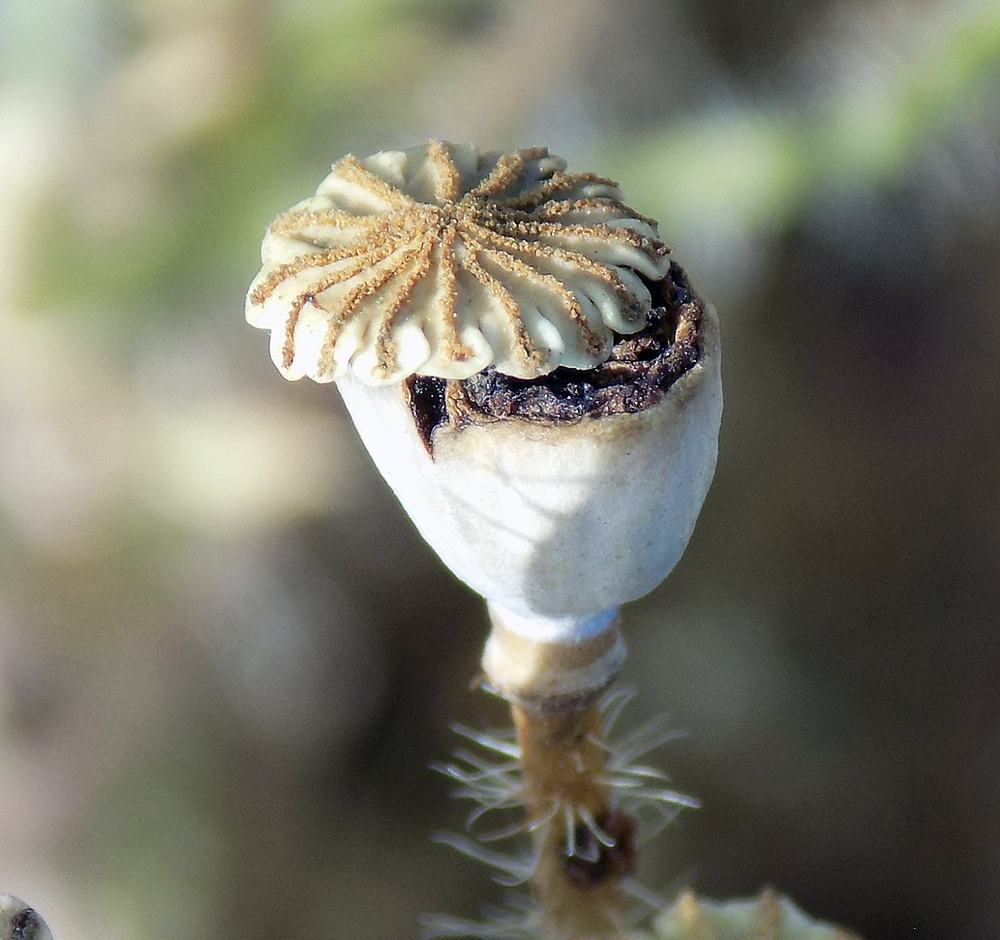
[423,689,697,939]
[420,895,542,940]
[436,692,698,844]
[594,689,701,844]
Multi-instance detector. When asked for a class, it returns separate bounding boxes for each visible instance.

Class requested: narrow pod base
[482,604,626,714]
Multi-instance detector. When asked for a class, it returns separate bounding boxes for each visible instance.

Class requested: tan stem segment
[481,610,626,713]
[512,703,632,940]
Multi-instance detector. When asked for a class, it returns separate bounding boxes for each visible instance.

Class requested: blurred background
[1,0,998,938]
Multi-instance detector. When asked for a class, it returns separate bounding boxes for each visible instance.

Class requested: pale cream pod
[334,308,720,621]
[246,141,722,709]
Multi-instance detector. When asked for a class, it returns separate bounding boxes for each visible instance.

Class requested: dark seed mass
[406,261,704,452]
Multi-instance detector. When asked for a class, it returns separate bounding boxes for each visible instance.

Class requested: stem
[512,701,633,940]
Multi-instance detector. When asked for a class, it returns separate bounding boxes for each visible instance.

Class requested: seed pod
[0,897,54,940]
[246,141,722,705]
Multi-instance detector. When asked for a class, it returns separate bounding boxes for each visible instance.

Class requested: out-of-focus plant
[0,896,54,940]
[611,1,1000,226]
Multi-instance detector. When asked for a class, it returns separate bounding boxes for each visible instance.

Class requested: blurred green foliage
[25,0,1000,326]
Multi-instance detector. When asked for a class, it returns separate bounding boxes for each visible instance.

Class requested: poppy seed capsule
[247,142,722,707]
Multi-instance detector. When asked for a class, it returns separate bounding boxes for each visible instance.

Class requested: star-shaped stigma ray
[246,141,673,384]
